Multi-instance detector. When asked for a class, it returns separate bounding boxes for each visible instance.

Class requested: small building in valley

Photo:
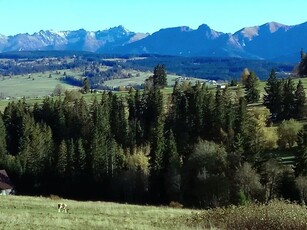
[0,170,14,195]
[216,84,226,89]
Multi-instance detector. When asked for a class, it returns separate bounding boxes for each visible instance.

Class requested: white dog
[58,203,69,213]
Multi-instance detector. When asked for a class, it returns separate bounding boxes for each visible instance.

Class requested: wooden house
[0,170,14,195]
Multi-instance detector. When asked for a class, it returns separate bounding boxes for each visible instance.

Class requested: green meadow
[0,195,193,230]
[0,71,75,99]
[1,196,307,229]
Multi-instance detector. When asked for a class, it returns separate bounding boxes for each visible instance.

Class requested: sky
[0,0,306,35]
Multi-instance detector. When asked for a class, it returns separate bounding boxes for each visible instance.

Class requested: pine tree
[189,82,204,142]
[163,130,181,202]
[282,78,295,119]
[241,68,250,86]
[3,101,28,155]
[56,140,68,178]
[91,94,111,181]
[74,138,86,175]
[82,77,90,94]
[294,80,306,119]
[70,97,91,140]
[244,111,266,165]
[245,71,260,104]
[66,139,75,180]
[144,87,166,202]
[296,125,307,176]
[53,99,67,142]
[263,69,284,120]
[149,116,165,202]
[107,138,124,178]
[110,94,128,146]
[19,115,53,182]
[202,86,215,140]
[298,49,307,77]
[127,89,137,147]
[170,86,191,156]
[134,90,146,146]
[227,133,244,204]
[223,86,235,145]
[0,112,7,165]
[234,97,248,135]
[153,64,167,88]
[213,88,226,141]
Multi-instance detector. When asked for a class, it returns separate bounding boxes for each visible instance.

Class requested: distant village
[175,76,227,89]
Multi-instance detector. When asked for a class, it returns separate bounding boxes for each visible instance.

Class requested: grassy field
[0,71,76,99]
[1,196,307,229]
[0,195,193,230]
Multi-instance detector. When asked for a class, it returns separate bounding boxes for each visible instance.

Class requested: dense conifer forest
[0,54,307,208]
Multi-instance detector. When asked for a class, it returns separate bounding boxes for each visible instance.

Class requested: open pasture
[0,195,193,230]
[0,71,76,99]
[1,196,307,229]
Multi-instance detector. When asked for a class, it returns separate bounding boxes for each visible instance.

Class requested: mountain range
[0,21,306,62]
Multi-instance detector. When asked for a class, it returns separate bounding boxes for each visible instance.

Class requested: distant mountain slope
[112,22,307,62]
[0,22,306,62]
[0,26,148,53]
[233,22,307,61]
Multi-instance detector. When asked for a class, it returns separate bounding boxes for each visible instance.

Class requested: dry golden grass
[182,200,307,230]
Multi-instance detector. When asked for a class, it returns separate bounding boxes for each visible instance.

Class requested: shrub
[182,200,307,230]
[50,194,61,200]
[169,201,183,209]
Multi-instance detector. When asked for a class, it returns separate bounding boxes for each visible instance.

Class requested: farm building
[216,84,226,89]
[0,170,14,195]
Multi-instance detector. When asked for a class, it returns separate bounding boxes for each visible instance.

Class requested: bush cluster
[182,200,307,229]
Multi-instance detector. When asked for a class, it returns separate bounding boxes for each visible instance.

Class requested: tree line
[1,65,307,207]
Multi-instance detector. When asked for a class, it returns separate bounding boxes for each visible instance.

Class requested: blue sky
[0,0,306,35]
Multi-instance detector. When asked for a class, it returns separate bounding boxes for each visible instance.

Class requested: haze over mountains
[0,21,306,62]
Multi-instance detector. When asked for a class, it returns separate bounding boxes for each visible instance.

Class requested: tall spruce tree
[145,87,166,202]
[294,80,306,119]
[296,125,307,176]
[213,88,226,141]
[263,69,284,120]
[66,139,75,180]
[127,89,137,147]
[110,94,128,147]
[241,68,250,86]
[74,138,86,177]
[163,130,181,202]
[234,97,248,135]
[298,49,307,77]
[245,71,260,104]
[3,101,28,155]
[82,77,90,94]
[282,78,296,120]
[153,64,167,88]
[223,86,235,145]
[202,86,215,140]
[0,113,7,168]
[189,82,204,142]
[56,140,68,178]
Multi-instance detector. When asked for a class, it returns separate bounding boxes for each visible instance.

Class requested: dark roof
[0,170,14,190]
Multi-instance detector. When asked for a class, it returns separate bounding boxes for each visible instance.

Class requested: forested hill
[124,55,294,80]
[1,63,307,208]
